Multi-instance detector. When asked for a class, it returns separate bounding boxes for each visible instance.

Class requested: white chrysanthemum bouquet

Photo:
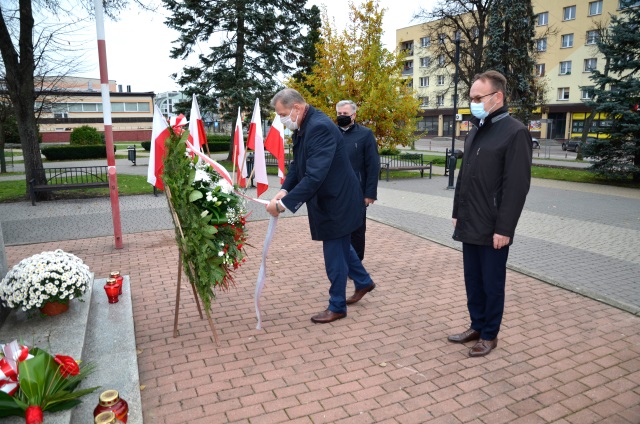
[0,249,91,312]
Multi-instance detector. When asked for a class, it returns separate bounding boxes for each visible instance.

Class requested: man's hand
[274,189,287,201]
[365,198,375,207]
[493,233,510,249]
[266,198,281,217]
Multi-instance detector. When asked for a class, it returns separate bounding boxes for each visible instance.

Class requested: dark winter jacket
[452,106,532,246]
[281,106,364,241]
[341,123,380,200]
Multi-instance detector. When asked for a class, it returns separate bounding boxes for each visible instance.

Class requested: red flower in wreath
[54,355,79,377]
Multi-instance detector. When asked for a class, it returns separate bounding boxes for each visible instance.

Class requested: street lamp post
[447,35,462,190]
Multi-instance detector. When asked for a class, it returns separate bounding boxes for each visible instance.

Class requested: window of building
[589,1,603,15]
[420,37,430,47]
[561,34,574,48]
[619,0,640,9]
[581,86,594,99]
[586,30,600,45]
[537,38,547,52]
[417,116,438,132]
[560,61,572,74]
[404,60,413,72]
[437,75,445,85]
[451,94,459,105]
[471,27,479,39]
[407,80,413,88]
[563,5,576,20]
[536,12,549,25]
[420,97,429,106]
[535,63,546,77]
[401,41,414,55]
[420,57,430,67]
[558,88,570,100]
[419,77,429,87]
[438,54,445,66]
[584,58,597,72]
[436,95,445,106]
[438,33,446,44]
[111,102,149,112]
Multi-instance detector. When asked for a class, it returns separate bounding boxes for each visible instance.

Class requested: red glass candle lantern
[104,281,120,304]
[109,271,124,295]
[94,390,129,423]
[107,276,122,296]
[95,411,124,424]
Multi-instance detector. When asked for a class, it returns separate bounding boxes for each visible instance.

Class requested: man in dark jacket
[449,70,532,357]
[335,100,380,266]
[266,88,375,324]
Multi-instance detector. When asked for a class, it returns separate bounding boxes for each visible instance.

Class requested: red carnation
[54,355,79,377]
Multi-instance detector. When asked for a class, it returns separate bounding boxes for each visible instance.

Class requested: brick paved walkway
[5,217,640,423]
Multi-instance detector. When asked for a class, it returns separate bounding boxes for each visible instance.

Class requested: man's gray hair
[270,88,305,108]
[336,100,357,113]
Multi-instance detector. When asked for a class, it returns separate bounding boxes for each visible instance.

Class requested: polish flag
[246,98,269,197]
[147,106,171,190]
[233,107,247,188]
[188,95,208,152]
[264,114,286,183]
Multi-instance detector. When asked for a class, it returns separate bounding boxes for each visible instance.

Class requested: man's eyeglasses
[469,92,497,104]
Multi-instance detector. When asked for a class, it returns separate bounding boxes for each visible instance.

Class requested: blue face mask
[470,102,489,120]
[470,93,497,120]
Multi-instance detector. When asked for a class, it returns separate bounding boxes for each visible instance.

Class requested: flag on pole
[234,107,247,188]
[246,98,269,197]
[188,95,208,152]
[147,106,171,190]
[264,114,286,184]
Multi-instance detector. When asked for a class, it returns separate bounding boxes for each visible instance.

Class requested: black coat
[452,106,532,246]
[341,123,379,199]
[281,106,364,241]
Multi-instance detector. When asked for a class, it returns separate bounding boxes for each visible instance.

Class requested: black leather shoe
[469,338,498,357]
[447,328,481,343]
[311,310,346,323]
[346,283,376,305]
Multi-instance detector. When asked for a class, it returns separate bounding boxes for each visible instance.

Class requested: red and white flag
[233,107,247,188]
[188,95,208,152]
[264,114,286,184]
[147,106,171,190]
[247,98,268,197]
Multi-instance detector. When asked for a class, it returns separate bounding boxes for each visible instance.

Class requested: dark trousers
[462,243,510,340]
[350,207,367,261]
[323,234,374,314]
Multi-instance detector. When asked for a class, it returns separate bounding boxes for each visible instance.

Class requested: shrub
[379,147,401,155]
[141,141,151,151]
[70,125,102,146]
[41,145,116,160]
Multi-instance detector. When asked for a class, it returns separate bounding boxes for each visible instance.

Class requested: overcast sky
[76,0,435,93]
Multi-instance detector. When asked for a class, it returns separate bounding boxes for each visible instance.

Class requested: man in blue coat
[266,88,375,324]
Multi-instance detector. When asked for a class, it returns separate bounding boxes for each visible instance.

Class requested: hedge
[141,137,230,152]
[41,145,116,161]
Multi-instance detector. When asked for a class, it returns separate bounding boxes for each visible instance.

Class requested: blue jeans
[323,235,374,314]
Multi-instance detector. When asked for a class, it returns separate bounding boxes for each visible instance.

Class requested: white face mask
[280,108,298,130]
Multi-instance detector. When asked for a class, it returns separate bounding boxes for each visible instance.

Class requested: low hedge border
[41,145,116,161]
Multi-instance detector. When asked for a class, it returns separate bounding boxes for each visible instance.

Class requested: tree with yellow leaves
[289,0,420,150]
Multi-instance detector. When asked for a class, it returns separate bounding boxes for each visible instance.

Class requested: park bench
[29,166,109,205]
[379,153,432,181]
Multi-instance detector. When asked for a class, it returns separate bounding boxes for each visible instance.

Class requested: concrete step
[0,275,142,423]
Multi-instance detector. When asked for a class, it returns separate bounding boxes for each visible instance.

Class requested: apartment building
[396,0,629,139]
[36,76,154,143]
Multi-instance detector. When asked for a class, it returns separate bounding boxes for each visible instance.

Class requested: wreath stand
[165,186,220,346]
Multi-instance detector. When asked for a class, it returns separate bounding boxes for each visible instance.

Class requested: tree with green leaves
[582,0,640,182]
[483,0,538,124]
[289,0,419,150]
[164,0,321,122]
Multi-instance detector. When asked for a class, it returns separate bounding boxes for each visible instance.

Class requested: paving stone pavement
[4,219,640,423]
[1,174,640,422]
